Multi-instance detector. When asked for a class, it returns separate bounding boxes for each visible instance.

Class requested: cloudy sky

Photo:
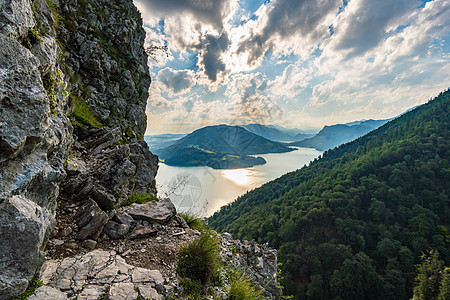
[134,0,450,134]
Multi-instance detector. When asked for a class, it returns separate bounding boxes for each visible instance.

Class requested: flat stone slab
[34,250,165,299]
[109,282,138,300]
[131,267,163,285]
[29,286,67,300]
[126,198,176,224]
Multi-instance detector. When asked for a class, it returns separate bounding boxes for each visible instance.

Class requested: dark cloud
[158,68,194,94]
[136,0,230,30]
[332,0,419,59]
[200,32,229,82]
[239,0,341,63]
[183,99,194,112]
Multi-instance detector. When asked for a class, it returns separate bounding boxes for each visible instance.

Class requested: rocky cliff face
[0,0,156,298]
[58,0,158,209]
[0,0,73,297]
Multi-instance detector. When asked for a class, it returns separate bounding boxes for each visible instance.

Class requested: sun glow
[221,169,253,186]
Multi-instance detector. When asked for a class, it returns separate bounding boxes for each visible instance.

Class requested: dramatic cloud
[135,0,233,30]
[238,0,341,64]
[157,68,196,95]
[329,0,420,59]
[140,0,450,134]
[198,33,230,82]
[270,64,312,98]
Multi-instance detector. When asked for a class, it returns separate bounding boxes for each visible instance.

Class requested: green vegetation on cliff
[209,91,450,299]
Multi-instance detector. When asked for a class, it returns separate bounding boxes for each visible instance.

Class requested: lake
[155,147,322,217]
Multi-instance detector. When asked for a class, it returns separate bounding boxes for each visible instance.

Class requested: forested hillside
[209,91,450,299]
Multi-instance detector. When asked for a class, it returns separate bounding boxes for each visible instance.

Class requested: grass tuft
[179,278,203,300]
[180,211,205,231]
[71,95,102,128]
[177,229,221,298]
[121,191,159,207]
[227,269,263,300]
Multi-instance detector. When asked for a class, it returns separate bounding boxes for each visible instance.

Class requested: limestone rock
[0,0,160,297]
[76,200,108,240]
[129,225,157,239]
[0,3,72,295]
[108,282,138,300]
[0,33,46,162]
[29,286,67,300]
[113,211,135,227]
[36,250,165,299]
[76,285,104,300]
[0,0,35,38]
[103,221,129,239]
[58,0,158,210]
[219,233,282,299]
[0,196,53,298]
[31,35,58,75]
[137,284,162,300]
[130,268,164,285]
[81,240,97,250]
[126,198,176,224]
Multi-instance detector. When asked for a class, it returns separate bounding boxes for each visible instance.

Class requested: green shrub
[180,211,204,231]
[13,277,43,300]
[179,278,203,300]
[121,191,159,206]
[177,229,220,285]
[227,270,263,300]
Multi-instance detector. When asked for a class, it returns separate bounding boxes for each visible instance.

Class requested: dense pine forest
[209,91,450,299]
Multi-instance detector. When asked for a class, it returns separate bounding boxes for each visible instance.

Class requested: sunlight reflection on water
[220,169,253,186]
[156,147,322,217]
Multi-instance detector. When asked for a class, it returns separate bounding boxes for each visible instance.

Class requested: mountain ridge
[155,124,294,169]
[290,119,390,150]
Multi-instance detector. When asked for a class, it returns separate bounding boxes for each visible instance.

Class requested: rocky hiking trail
[35,197,281,299]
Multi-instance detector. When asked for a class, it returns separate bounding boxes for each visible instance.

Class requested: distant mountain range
[289,119,391,150]
[153,125,294,169]
[144,133,186,151]
[240,124,314,142]
[145,118,391,168]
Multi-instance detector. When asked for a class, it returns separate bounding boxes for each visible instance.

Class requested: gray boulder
[76,199,109,240]
[129,225,157,239]
[103,221,129,239]
[108,282,138,300]
[113,211,135,227]
[0,196,54,299]
[29,286,67,300]
[126,198,176,224]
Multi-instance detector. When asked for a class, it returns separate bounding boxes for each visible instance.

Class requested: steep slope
[57,0,158,210]
[291,119,389,150]
[0,1,73,297]
[0,0,158,297]
[156,124,294,169]
[209,91,449,299]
